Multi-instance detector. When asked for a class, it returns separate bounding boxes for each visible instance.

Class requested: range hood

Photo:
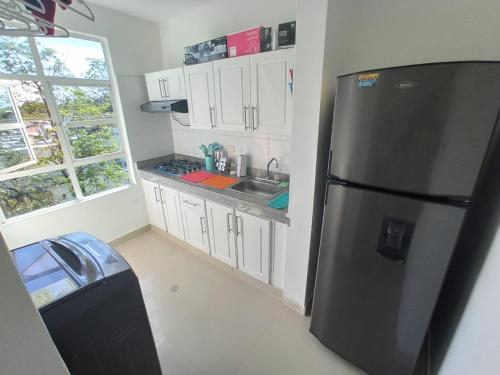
[140,100,188,113]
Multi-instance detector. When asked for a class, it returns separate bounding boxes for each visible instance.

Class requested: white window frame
[0,31,135,221]
[0,83,38,173]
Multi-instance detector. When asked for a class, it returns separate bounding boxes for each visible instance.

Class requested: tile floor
[115,230,365,375]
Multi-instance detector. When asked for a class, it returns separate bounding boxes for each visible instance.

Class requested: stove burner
[153,159,203,177]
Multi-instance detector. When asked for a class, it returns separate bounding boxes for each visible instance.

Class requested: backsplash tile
[269,139,292,174]
[171,126,291,173]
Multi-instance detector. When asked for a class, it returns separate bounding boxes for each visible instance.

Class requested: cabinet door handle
[200,217,206,234]
[251,106,257,131]
[236,216,242,236]
[244,106,249,130]
[226,213,233,234]
[153,186,160,202]
[159,187,165,204]
[158,79,165,99]
[209,107,216,128]
[162,78,169,98]
[182,199,199,207]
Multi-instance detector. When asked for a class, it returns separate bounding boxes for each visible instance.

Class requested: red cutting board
[181,170,216,183]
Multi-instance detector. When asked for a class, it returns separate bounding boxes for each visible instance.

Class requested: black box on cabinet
[184,36,228,65]
[278,21,296,48]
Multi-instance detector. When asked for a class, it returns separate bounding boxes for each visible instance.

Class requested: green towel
[279,181,289,188]
[268,192,289,209]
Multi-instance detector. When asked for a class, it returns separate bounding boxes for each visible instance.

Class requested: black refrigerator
[310,62,500,375]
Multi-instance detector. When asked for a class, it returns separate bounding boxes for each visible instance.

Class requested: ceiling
[87,0,223,23]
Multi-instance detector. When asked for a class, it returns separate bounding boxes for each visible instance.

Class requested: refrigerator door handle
[324,150,334,206]
[327,149,333,175]
[324,181,331,206]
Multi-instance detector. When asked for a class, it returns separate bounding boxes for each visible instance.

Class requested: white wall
[1,5,173,249]
[283,0,330,308]
[158,0,295,174]
[0,235,69,375]
[325,0,500,76]
[159,0,296,69]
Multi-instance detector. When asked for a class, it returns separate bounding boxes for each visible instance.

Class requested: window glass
[9,81,64,168]
[0,129,32,170]
[36,37,109,80]
[76,158,129,196]
[67,124,121,159]
[53,86,113,123]
[0,34,130,219]
[0,86,17,124]
[0,36,37,75]
[0,170,75,218]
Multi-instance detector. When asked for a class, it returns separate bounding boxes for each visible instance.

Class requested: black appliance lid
[61,232,130,278]
[11,242,98,309]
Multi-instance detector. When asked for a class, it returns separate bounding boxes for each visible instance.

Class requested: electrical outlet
[226,145,236,154]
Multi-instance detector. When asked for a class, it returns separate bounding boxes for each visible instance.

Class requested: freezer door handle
[376,217,415,263]
[327,149,333,174]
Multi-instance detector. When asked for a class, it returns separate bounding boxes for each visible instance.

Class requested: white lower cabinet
[143,179,167,231]
[206,201,237,267]
[179,193,210,254]
[159,186,185,241]
[142,179,283,287]
[235,211,271,283]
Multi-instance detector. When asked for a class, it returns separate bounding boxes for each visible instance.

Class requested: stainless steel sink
[229,177,282,199]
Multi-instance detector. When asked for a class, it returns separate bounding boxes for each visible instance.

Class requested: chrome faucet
[267,157,279,179]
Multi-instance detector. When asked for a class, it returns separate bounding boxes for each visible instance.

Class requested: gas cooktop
[153,159,204,177]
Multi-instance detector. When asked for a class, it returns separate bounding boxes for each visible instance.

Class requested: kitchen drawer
[179,192,205,211]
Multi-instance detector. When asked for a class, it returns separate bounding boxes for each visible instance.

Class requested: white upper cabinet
[184,63,216,130]
[145,68,186,101]
[236,211,271,283]
[142,179,167,231]
[160,185,185,241]
[213,56,251,132]
[250,49,294,136]
[151,49,296,133]
[162,68,187,100]
[145,71,164,102]
[206,201,237,267]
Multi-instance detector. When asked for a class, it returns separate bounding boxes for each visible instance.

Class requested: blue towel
[268,192,289,209]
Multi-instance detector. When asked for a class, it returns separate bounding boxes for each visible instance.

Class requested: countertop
[137,156,290,225]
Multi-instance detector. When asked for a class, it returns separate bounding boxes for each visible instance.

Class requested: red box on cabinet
[227,26,263,57]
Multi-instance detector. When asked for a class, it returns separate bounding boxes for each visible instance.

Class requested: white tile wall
[170,116,291,173]
[269,139,292,174]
